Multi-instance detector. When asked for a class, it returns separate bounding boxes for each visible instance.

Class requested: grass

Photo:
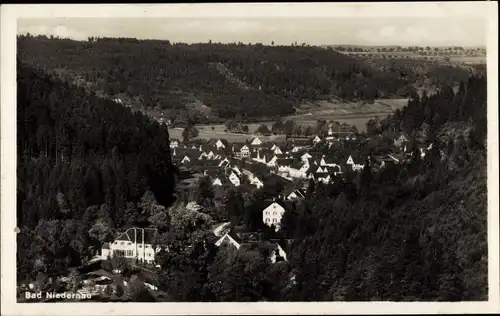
[169,98,407,138]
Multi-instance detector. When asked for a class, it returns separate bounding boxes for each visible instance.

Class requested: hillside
[18,35,416,123]
[16,62,178,282]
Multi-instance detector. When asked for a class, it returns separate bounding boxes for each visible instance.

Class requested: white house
[252,150,267,164]
[218,157,230,168]
[301,153,312,162]
[240,145,251,158]
[198,152,208,160]
[273,147,283,155]
[191,145,197,149]
[265,155,278,167]
[291,145,307,153]
[250,136,262,146]
[316,166,328,174]
[206,151,215,160]
[269,243,288,263]
[181,155,191,164]
[215,139,226,150]
[212,177,223,186]
[101,227,160,264]
[262,202,286,231]
[169,140,179,149]
[215,232,242,250]
[271,144,277,151]
[250,176,264,189]
[287,189,305,200]
[228,172,241,187]
[232,166,242,176]
[312,136,322,144]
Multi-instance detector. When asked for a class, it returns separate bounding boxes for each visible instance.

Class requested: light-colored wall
[262,202,286,229]
[109,240,156,263]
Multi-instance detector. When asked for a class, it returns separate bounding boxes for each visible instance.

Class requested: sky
[16,7,489,47]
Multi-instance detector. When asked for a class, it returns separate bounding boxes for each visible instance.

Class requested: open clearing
[168,98,408,139]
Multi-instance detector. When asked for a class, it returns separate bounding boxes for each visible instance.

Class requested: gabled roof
[115,227,157,244]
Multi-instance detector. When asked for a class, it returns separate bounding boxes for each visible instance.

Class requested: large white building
[262,202,286,231]
[101,227,160,264]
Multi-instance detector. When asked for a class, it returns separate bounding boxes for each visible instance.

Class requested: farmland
[168,98,409,140]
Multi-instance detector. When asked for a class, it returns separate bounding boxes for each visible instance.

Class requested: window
[266,218,270,223]
[273,219,277,223]
[128,242,132,245]
[120,242,124,245]
[273,212,277,215]
[138,245,142,248]
[113,242,117,245]
[126,250,134,257]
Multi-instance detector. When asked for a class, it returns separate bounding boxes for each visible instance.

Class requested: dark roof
[115,227,157,244]
[102,242,110,250]
[277,158,294,166]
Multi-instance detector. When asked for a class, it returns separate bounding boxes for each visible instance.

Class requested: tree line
[18,35,424,123]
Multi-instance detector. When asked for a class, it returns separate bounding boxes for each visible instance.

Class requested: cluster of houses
[99,127,433,267]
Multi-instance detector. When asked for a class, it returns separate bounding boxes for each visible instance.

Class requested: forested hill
[272,75,488,301]
[17,62,178,281]
[17,35,412,121]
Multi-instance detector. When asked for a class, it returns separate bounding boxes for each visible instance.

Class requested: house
[218,157,230,168]
[300,153,312,162]
[181,155,191,164]
[101,227,159,264]
[270,144,277,151]
[262,202,287,231]
[269,243,288,263]
[346,154,364,171]
[312,135,322,144]
[199,145,203,152]
[250,176,264,189]
[237,145,251,158]
[212,177,223,186]
[252,150,267,164]
[273,146,283,155]
[228,172,241,187]
[232,166,242,176]
[215,139,227,150]
[286,188,306,200]
[267,155,279,167]
[206,151,215,160]
[250,136,262,146]
[215,231,242,250]
[319,155,337,167]
[316,166,328,174]
[170,139,180,149]
[198,152,208,160]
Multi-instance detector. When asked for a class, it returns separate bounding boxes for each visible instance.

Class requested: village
[17,121,436,302]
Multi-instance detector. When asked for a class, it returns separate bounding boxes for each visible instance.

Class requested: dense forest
[17,55,487,301]
[17,35,472,124]
[17,62,179,282]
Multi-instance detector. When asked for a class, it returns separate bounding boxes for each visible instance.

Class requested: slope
[17,35,412,121]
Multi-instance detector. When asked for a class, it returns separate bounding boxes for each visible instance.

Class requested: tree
[110,255,128,273]
[256,124,270,135]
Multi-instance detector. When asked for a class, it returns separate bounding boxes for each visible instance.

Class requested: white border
[1,2,499,315]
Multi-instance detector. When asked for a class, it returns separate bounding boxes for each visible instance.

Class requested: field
[168,98,408,140]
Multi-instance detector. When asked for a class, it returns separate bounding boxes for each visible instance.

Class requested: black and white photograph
[1,2,499,315]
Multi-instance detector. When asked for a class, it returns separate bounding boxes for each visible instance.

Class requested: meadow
[168,98,408,141]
